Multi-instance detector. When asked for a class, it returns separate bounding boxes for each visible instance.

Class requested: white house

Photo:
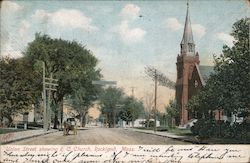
[118,118,160,128]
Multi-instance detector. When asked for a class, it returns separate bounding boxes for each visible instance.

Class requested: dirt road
[9,127,190,145]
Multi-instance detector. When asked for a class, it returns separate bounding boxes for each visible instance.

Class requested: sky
[0,0,249,113]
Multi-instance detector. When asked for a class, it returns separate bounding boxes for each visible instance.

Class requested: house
[118,118,160,128]
[11,100,79,128]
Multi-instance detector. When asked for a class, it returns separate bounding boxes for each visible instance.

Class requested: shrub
[191,118,250,140]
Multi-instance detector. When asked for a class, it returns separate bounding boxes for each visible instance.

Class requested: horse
[63,121,70,136]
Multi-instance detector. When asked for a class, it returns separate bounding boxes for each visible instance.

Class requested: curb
[131,129,203,144]
[0,130,59,145]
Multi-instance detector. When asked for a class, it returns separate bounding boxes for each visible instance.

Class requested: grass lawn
[0,128,24,134]
[135,127,192,136]
[167,128,192,136]
[135,127,250,143]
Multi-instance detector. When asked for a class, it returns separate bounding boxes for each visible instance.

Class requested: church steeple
[176,0,200,127]
[180,1,195,56]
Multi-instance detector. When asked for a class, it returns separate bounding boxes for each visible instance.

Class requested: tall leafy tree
[99,87,124,128]
[119,96,144,126]
[165,100,179,127]
[212,17,250,114]
[0,57,40,126]
[24,33,101,128]
[69,69,102,127]
[188,18,250,120]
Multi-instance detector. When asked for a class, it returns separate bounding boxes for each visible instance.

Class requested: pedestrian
[71,120,77,135]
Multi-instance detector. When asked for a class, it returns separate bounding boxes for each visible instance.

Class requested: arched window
[195,80,198,87]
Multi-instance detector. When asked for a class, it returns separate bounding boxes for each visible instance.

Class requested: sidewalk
[129,128,250,144]
[128,128,203,144]
[0,129,59,145]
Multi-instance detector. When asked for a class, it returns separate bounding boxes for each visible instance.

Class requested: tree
[24,33,101,128]
[188,18,250,138]
[165,100,179,127]
[212,17,250,114]
[119,96,144,127]
[0,57,41,126]
[143,92,154,128]
[99,87,124,128]
[188,18,250,117]
[68,70,102,127]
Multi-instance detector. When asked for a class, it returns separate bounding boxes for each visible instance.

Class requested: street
[8,127,190,145]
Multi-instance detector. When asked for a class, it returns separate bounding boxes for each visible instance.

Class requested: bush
[190,118,205,135]
[142,120,155,128]
[191,118,250,140]
[191,119,215,137]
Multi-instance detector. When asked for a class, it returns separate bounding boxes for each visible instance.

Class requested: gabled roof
[199,65,214,80]
[195,64,214,86]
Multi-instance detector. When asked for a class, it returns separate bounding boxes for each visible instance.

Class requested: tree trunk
[0,111,3,127]
[59,99,63,129]
[108,113,111,128]
[80,111,87,127]
[5,114,13,127]
[113,111,116,128]
[53,110,58,129]
[146,115,150,128]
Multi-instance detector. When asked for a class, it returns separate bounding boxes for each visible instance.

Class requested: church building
[175,2,214,126]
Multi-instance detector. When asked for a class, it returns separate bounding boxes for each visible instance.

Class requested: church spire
[180,0,195,55]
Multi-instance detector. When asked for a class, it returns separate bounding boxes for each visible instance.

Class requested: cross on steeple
[180,0,195,56]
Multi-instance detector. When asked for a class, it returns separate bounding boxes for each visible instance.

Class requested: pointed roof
[181,1,194,45]
[195,64,214,86]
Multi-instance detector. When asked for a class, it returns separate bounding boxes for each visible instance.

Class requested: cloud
[32,9,50,22]
[166,18,206,37]
[19,20,30,38]
[32,9,98,32]
[118,21,146,43]
[120,4,140,20]
[166,18,183,31]
[192,24,206,38]
[216,32,235,47]
[1,1,23,12]
[51,9,98,31]
[116,4,146,43]
[1,50,23,58]
[1,42,23,58]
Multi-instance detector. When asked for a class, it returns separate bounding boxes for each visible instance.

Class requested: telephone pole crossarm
[42,62,58,131]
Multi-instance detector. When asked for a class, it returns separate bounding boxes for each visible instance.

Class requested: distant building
[118,118,160,128]
[12,104,43,124]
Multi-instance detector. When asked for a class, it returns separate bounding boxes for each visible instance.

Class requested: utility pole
[154,69,157,133]
[131,86,136,97]
[43,62,47,131]
[47,73,52,130]
[145,66,174,132]
[42,62,58,131]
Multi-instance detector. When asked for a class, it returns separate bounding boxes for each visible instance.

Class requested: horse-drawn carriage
[63,118,77,135]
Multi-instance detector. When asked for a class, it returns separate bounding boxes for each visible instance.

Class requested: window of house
[195,80,198,87]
